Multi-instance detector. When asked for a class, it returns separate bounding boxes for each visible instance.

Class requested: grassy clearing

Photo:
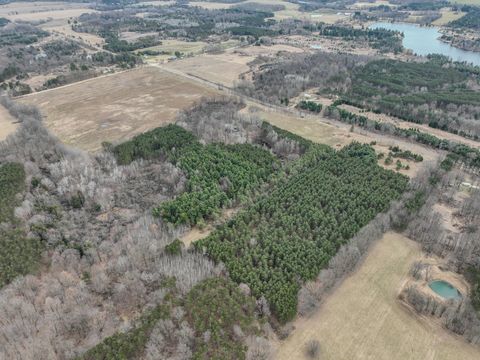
[164,51,252,86]
[432,9,466,25]
[137,39,208,56]
[275,232,480,360]
[251,109,339,147]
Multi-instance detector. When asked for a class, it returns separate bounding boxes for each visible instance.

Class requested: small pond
[429,280,462,300]
[369,22,480,66]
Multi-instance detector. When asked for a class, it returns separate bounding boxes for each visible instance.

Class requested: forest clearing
[0,103,17,141]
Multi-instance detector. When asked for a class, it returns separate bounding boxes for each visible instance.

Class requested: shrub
[165,239,183,256]
[305,339,320,359]
[70,191,85,209]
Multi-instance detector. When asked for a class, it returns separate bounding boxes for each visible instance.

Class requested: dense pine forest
[111,114,408,323]
[114,124,278,225]
[2,0,480,357]
[196,142,408,321]
[0,162,42,287]
[342,58,480,138]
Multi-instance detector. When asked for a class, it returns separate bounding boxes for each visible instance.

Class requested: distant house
[35,52,47,61]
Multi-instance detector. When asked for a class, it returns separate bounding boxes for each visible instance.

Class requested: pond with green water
[429,280,462,300]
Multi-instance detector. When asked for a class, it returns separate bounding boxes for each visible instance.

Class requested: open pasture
[0,2,94,22]
[19,66,219,152]
[432,8,466,25]
[275,232,480,360]
[164,51,254,86]
[163,45,303,86]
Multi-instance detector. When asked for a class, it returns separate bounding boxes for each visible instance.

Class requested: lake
[370,22,480,66]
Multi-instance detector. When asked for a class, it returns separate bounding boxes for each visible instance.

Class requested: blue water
[429,280,462,300]
[370,22,480,66]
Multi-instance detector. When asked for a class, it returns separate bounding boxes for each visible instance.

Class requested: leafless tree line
[406,169,480,272]
[404,168,480,344]
[177,97,305,159]
[403,285,480,344]
[176,96,262,145]
[236,51,371,104]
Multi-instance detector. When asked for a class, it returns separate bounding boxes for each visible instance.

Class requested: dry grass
[163,45,303,86]
[140,40,240,64]
[1,5,94,22]
[449,0,480,5]
[180,208,239,247]
[19,66,219,152]
[139,39,208,55]
[350,0,395,9]
[0,1,101,50]
[236,44,304,56]
[187,0,312,20]
[46,24,105,49]
[132,0,176,6]
[275,232,480,360]
[432,9,466,25]
[187,1,233,10]
[0,1,92,18]
[0,104,18,141]
[252,108,339,147]
[309,11,352,24]
[164,51,253,86]
[120,31,158,42]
